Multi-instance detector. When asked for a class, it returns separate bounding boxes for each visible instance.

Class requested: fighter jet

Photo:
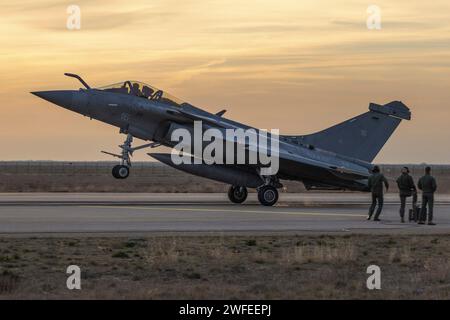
[32,73,411,206]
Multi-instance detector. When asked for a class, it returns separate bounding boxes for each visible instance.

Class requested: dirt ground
[2,162,450,193]
[0,233,449,299]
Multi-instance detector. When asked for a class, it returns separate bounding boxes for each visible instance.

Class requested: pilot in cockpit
[131,83,142,97]
[119,83,130,94]
[142,86,154,99]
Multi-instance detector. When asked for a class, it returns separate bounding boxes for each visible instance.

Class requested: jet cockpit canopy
[97,81,184,107]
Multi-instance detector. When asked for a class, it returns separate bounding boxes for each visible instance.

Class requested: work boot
[374,218,381,221]
[428,221,436,226]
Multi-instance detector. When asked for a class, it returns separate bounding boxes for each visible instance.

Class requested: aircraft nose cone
[31,90,74,109]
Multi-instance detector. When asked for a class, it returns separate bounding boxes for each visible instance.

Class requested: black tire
[257,185,279,206]
[112,165,121,179]
[112,165,129,179]
[227,186,248,204]
[117,165,130,179]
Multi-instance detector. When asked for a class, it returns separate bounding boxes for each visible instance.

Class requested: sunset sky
[1,0,450,163]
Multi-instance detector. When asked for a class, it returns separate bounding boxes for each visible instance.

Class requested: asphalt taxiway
[0,193,449,234]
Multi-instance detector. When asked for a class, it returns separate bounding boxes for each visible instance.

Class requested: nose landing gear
[102,133,158,179]
[112,165,130,179]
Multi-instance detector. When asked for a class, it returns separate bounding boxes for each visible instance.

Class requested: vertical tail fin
[291,101,411,162]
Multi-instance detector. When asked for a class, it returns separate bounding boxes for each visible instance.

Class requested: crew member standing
[396,167,416,223]
[367,165,389,221]
[418,166,437,225]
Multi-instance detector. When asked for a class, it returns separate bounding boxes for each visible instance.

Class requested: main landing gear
[256,175,281,206]
[257,185,279,206]
[227,184,279,206]
[227,177,281,206]
[228,186,248,204]
[102,133,158,179]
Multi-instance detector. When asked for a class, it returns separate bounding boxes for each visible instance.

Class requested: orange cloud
[1,0,450,162]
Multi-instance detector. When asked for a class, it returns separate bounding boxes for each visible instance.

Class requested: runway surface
[0,193,449,234]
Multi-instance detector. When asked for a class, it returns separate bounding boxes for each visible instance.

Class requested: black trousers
[369,193,384,219]
[421,193,434,222]
[399,194,412,218]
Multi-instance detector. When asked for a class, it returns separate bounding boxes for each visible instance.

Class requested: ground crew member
[396,166,416,223]
[367,165,389,221]
[418,166,437,225]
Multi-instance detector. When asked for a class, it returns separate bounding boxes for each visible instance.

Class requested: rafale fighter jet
[32,73,411,206]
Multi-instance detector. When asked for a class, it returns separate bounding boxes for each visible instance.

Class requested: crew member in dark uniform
[367,166,389,221]
[418,166,437,225]
[396,166,416,223]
